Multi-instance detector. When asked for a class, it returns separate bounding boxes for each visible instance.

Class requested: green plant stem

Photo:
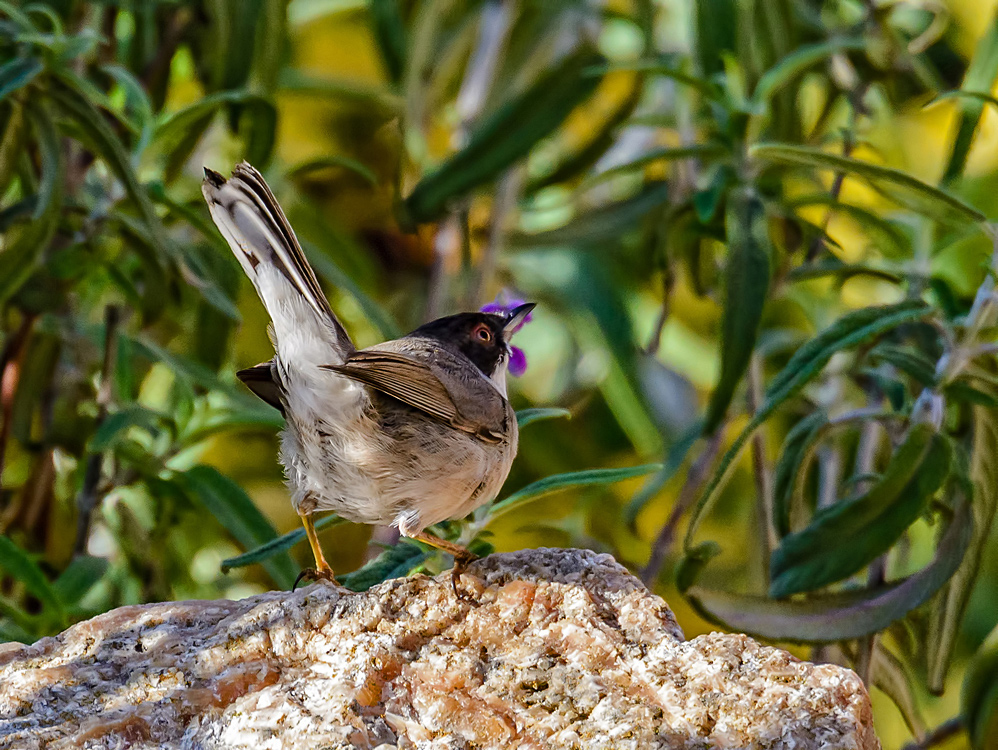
[73,305,119,555]
[747,353,774,579]
[642,428,724,586]
[900,717,964,750]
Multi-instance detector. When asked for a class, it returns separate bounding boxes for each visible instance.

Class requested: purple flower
[481,292,532,377]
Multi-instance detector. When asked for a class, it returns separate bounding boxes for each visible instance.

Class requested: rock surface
[0,548,878,749]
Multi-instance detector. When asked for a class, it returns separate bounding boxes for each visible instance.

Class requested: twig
[747,354,775,578]
[853,414,884,683]
[644,267,675,356]
[0,315,36,486]
[900,717,964,750]
[426,0,512,320]
[804,84,868,262]
[641,429,724,586]
[471,167,523,305]
[73,306,119,555]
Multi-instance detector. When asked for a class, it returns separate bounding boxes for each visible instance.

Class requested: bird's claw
[293,566,341,591]
[451,555,481,604]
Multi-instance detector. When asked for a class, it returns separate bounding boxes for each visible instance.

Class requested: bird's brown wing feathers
[324,351,504,443]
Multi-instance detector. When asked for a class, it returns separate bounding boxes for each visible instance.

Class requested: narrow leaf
[515,408,571,428]
[0,57,43,102]
[512,182,669,248]
[687,301,933,549]
[943,12,998,184]
[705,188,771,432]
[405,46,605,222]
[369,0,407,83]
[685,498,972,642]
[339,542,427,592]
[770,426,951,598]
[929,401,998,691]
[487,464,662,523]
[772,410,827,537]
[221,514,346,571]
[0,536,61,618]
[52,556,108,606]
[178,465,298,588]
[752,143,986,224]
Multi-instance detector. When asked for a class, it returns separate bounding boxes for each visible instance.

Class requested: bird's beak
[503,303,535,337]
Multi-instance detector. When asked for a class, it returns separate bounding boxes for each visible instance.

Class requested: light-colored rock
[0,548,878,749]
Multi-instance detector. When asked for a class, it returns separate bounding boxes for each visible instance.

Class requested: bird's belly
[281,407,515,531]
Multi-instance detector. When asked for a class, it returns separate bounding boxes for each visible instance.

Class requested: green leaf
[405,46,605,223]
[287,155,378,186]
[49,79,166,251]
[339,542,428,592]
[786,259,903,285]
[592,58,723,101]
[687,300,933,549]
[693,0,736,78]
[369,0,406,83]
[943,12,998,184]
[177,465,298,589]
[580,144,726,190]
[964,623,998,750]
[52,556,108,606]
[623,424,702,526]
[221,514,346,572]
[0,56,43,102]
[929,401,998,692]
[90,405,168,452]
[685,497,972,642]
[869,344,938,385]
[787,195,913,258]
[751,39,865,105]
[515,408,571,429]
[772,410,827,538]
[770,425,951,598]
[153,90,277,180]
[511,182,670,248]
[300,240,402,340]
[0,536,62,619]
[0,99,63,307]
[704,188,771,432]
[487,464,662,524]
[751,143,987,225]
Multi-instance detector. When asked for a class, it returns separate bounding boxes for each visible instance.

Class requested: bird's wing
[236,361,284,413]
[324,350,505,443]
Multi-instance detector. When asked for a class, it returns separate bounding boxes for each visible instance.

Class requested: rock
[0,548,878,749]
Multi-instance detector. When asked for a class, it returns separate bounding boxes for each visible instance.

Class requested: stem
[900,717,964,750]
[747,354,775,578]
[641,429,724,586]
[73,306,119,555]
[471,167,523,305]
[0,315,36,486]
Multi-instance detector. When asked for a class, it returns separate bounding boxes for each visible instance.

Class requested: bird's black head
[411,304,534,377]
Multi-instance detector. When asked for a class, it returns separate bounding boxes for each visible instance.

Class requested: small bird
[201,163,532,589]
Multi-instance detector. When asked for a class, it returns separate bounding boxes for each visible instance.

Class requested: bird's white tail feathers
[202,163,354,368]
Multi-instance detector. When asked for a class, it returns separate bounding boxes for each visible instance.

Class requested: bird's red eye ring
[473,324,492,342]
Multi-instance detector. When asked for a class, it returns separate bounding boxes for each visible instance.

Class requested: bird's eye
[473,324,492,342]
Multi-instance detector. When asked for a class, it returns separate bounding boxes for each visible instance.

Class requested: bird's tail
[202,163,354,365]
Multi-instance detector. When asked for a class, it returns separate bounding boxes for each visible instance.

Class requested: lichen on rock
[0,548,878,749]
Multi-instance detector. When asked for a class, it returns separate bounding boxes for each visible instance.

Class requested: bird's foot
[451,554,482,604]
[293,566,344,592]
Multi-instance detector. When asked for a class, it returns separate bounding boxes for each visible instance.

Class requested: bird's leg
[407,530,480,601]
[293,511,339,590]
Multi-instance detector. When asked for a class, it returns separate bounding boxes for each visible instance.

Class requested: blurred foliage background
[5,0,998,747]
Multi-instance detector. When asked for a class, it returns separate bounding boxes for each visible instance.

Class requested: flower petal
[509,346,528,377]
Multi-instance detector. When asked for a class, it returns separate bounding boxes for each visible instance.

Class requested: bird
[201,163,532,590]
